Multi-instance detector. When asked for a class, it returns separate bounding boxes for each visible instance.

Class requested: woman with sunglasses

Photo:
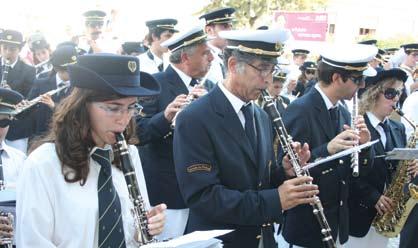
[347,68,418,248]
[16,54,166,247]
[294,61,317,97]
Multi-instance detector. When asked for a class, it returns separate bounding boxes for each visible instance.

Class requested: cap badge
[275,42,282,51]
[6,35,12,40]
[128,61,137,73]
[71,56,77,61]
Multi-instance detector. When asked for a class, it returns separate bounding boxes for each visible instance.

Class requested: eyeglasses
[246,63,275,78]
[347,75,365,85]
[95,102,143,117]
[383,88,403,100]
[306,70,316,75]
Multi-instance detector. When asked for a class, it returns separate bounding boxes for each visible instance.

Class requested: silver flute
[170,84,200,129]
[261,89,336,248]
[351,91,359,177]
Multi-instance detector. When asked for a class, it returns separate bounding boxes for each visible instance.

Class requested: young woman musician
[16,54,166,247]
[347,68,418,248]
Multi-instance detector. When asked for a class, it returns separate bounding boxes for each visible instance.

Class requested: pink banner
[274,11,328,41]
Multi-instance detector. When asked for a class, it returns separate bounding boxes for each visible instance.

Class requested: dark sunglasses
[306,70,316,75]
[347,75,364,85]
[0,119,11,128]
[383,88,403,100]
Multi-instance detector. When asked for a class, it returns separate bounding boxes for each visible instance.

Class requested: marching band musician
[278,44,377,248]
[0,88,27,246]
[347,68,418,248]
[172,28,319,248]
[1,29,36,153]
[398,43,418,108]
[30,38,53,78]
[199,7,236,84]
[136,25,212,240]
[16,54,166,247]
[138,19,178,74]
[78,10,118,54]
[26,44,78,139]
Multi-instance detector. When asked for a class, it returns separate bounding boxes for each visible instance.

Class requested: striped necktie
[92,149,126,248]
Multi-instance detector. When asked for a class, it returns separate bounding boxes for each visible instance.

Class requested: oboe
[261,89,336,248]
[114,133,156,245]
[351,91,359,177]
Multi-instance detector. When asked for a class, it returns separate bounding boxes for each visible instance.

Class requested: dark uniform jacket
[349,115,406,237]
[136,65,189,209]
[173,85,287,248]
[400,176,418,248]
[280,88,374,247]
[1,59,35,97]
[2,59,36,141]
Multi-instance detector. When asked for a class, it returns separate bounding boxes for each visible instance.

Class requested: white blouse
[16,143,150,248]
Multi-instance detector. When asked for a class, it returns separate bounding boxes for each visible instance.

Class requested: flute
[351,91,359,177]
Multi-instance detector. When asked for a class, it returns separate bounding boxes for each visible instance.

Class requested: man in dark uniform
[199,7,235,84]
[172,28,319,248]
[0,29,36,153]
[25,44,78,140]
[279,44,377,248]
[0,29,35,97]
[138,19,178,74]
[136,25,213,240]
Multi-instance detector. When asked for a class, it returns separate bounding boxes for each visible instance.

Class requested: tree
[198,0,328,28]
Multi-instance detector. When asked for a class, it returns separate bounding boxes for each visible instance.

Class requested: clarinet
[261,90,336,248]
[114,133,156,245]
[1,60,11,89]
[351,91,360,177]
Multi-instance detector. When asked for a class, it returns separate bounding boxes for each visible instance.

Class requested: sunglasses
[0,119,11,128]
[306,70,316,75]
[346,75,365,85]
[383,88,403,100]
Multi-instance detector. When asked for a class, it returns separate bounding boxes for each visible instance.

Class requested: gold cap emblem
[128,61,137,73]
[6,35,12,40]
[275,42,282,52]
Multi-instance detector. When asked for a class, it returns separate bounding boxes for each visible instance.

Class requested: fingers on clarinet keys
[278,176,319,211]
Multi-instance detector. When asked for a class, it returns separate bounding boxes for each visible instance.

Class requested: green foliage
[198,0,328,28]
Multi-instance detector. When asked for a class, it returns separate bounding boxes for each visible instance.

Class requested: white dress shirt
[366,112,388,149]
[218,82,247,128]
[16,143,150,248]
[205,44,225,84]
[138,51,163,75]
[0,140,26,189]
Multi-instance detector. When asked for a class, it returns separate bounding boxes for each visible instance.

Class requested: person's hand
[189,86,207,99]
[327,129,359,155]
[278,176,319,211]
[375,195,393,215]
[407,159,418,178]
[282,142,310,177]
[0,215,13,244]
[39,94,55,109]
[146,203,166,236]
[87,39,102,53]
[353,115,371,145]
[164,94,188,122]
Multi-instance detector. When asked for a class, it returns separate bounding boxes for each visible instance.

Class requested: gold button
[339,159,344,165]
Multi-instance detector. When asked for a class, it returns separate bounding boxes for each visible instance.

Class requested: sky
[0,0,211,46]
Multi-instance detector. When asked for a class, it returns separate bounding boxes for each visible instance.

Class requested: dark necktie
[329,106,340,135]
[379,121,394,152]
[0,149,4,187]
[218,54,226,78]
[242,103,257,154]
[91,149,126,248]
[190,78,199,87]
[157,63,164,72]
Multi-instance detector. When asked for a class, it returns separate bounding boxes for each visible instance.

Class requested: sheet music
[142,230,233,248]
[386,148,418,160]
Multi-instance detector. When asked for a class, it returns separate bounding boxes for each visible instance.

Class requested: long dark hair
[36,87,138,185]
